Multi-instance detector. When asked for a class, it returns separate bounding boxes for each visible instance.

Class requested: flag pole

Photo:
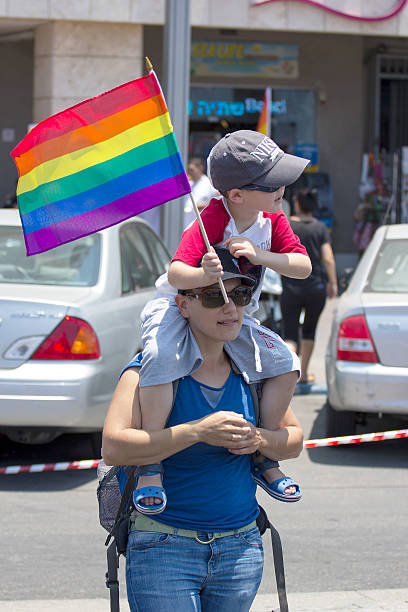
[188,193,229,303]
[145,56,229,304]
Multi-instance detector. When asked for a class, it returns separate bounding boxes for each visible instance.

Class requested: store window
[189,86,316,162]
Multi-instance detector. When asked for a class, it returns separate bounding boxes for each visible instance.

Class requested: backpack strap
[105,468,137,612]
[270,521,289,612]
[106,540,120,612]
[229,359,261,426]
[257,505,289,612]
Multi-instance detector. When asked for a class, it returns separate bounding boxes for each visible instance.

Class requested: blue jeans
[126,526,264,612]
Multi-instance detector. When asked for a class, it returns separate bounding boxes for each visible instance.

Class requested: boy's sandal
[251,457,280,477]
[133,463,167,515]
[254,474,302,503]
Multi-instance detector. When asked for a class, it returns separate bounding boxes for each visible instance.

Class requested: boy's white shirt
[156,197,271,315]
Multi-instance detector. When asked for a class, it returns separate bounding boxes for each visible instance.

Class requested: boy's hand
[201,248,223,282]
[224,236,260,264]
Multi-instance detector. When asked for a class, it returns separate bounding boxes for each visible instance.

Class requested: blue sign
[294,143,319,171]
[188,97,287,119]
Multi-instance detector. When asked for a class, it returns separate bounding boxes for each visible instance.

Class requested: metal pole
[162,0,191,254]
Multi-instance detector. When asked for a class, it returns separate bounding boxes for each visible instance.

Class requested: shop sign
[294,143,319,172]
[251,0,408,22]
[191,41,298,79]
[188,97,287,119]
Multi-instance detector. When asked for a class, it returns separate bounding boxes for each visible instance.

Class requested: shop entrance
[367,54,408,223]
[380,78,408,152]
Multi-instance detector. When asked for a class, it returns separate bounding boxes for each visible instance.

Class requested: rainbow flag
[256,87,271,137]
[11,71,191,255]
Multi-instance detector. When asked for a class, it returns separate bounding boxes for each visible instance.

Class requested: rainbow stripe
[11,71,191,255]
[256,87,271,137]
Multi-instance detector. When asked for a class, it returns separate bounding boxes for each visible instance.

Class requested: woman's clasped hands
[193,410,262,455]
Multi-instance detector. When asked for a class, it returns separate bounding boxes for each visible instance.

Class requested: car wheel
[325,401,356,438]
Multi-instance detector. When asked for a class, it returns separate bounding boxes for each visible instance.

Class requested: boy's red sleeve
[266,211,309,256]
[172,198,229,266]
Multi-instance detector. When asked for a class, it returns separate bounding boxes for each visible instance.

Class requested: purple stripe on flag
[24,173,190,255]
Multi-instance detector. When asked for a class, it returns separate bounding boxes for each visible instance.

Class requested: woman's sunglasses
[182,285,253,309]
[239,183,282,193]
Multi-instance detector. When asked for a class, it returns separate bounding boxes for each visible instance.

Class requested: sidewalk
[2,588,408,611]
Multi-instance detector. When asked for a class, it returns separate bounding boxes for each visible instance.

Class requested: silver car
[325,223,408,437]
[0,209,170,448]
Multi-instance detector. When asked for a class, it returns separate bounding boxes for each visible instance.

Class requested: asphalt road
[1,300,407,608]
[0,393,407,604]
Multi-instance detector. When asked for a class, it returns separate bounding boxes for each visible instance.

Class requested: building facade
[1,0,408,269]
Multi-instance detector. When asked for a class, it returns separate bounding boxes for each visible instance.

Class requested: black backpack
[97,365,289,612]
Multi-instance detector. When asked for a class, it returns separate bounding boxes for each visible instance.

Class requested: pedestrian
[137,131,311,512]
[280,187,338,383]
[102,257,304,612]
[183,156,219,227]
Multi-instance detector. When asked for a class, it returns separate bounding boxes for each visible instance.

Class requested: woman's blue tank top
[155,369,258,531]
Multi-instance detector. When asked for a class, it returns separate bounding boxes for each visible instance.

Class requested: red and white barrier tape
[0,429,407,474]
[304,428,408,448]
[0,459,100,475]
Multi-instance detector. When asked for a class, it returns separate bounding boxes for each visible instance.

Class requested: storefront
[186,37,331,225]
[2,0,408,263]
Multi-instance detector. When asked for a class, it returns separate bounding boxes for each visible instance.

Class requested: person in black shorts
[280,188,338,383]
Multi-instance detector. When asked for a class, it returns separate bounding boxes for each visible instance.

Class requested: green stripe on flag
[18,132,178,215]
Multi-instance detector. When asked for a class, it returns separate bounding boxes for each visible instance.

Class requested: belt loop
[173,527,178,536]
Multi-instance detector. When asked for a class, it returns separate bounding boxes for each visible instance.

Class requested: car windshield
[365,239,408,293]
[0,226,101,286]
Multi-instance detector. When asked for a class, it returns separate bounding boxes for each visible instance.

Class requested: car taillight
[31,316,100,360]
[337,314,378,363]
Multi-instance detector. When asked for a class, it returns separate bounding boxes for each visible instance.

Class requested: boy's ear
[226,188,244,204]
[175,293,190,319]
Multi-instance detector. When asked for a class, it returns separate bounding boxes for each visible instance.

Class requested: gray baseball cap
[207,130,310,193]
[211,247,261,288]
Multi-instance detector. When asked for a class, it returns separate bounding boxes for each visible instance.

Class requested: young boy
[134,131,311,514]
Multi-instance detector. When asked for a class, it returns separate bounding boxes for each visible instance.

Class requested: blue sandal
[133,463,167,515]
[252,458,302,503]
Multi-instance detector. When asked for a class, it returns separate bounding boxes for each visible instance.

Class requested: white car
[0,209,170,449]
[325,223,408,437]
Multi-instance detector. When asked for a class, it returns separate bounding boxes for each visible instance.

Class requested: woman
[280,188,338,383]
[102,250,303,612]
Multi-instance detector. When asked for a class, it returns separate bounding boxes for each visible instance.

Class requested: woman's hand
[193,411,253,448]
[326,281,338,298]
[228,423,262,455]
